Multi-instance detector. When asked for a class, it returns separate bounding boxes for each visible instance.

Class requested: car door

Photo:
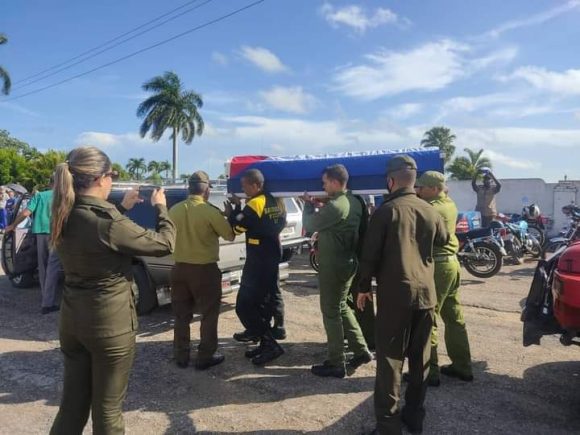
[1,195,38,277]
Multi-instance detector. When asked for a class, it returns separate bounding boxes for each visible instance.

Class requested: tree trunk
[172,127,178,182]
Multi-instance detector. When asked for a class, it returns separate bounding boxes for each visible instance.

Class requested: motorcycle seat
[456,228,493,242]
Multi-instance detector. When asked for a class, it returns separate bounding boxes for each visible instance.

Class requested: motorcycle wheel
[528,239,542,258]
[462,241,503,278]
[309,251,319,272]
[527,224,545,246]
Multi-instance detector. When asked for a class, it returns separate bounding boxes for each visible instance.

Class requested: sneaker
[402,372,440,387]
[233,330,260,343]
[311,361,346,378]
[347,351,373,372]
[41,306,59,315]
[251,343,284,365]
[245,346,263,359]
[194,353,225,370]
[401,409,424,434]
[440,365,474,382]
[271,326,287,340]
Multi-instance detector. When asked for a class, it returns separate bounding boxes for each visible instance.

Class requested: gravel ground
[1,253,579,434]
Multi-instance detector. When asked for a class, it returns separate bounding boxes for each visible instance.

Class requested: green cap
[386,155,417,175]
[415,170,445,189]
[189,170,213,187]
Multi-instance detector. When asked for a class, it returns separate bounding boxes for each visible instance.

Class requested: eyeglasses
[103,170,119,181]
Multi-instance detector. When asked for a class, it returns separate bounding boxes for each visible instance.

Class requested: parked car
[522,241,580,347]
[1,185,308,315]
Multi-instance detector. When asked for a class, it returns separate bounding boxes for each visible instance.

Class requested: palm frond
[0,66,11,95]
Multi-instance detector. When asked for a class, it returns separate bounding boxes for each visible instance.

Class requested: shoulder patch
[246,195,266,218]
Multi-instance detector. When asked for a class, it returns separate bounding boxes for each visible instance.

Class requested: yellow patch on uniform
[234,225,247,235]
[246,195,266,218]
[248,238,260,245]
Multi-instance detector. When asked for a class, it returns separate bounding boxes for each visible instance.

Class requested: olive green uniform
[303,191,369,367]
[359,188,449,434]
[428,192,472,380]
[51,195,175,435]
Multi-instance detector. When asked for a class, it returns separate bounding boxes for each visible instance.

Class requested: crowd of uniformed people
[6,145,476,435]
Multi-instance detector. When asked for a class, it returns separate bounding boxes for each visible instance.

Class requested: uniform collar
[188,194,205,203]
[76,194,115,209]
[329,190,347,199]
[383,187,416,203]
[430,192,446,203]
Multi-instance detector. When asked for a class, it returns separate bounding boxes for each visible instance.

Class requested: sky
[1,0,580,181]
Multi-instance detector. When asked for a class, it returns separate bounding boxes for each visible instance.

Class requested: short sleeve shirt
[26,190,53,234]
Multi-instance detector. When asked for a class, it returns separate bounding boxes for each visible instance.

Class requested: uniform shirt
[229,192,286,260]
[26,190,53,234]
[358,188,449,310]
[430,192,460,256]
[169,195,235,265]
[56,195,175,338]
[473,183,500,217]
[302,191,362,268]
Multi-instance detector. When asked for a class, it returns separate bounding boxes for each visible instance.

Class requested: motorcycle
[457,227,506,278]
[494,215,542,261]
[309,232,319,272]
[542,204,580,259]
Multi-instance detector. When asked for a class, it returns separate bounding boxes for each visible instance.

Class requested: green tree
[112,162,131,181]
[147,160,160,175]
[0,34,11,95]
[126,157,146,180]
[137,71,204,181]
[421,126,456,165]
[0,129,40,159]
[447,148,493,180]
[158,160,171,179]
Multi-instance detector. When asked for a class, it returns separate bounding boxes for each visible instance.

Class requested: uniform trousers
[50,331,136,435]
[374,307,434,435]
[171,262,222,364]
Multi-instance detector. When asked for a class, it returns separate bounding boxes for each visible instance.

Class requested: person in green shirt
[302,164,372,379]
[415,171,473,386]
[6,180,63,314]
[169,170,235,370]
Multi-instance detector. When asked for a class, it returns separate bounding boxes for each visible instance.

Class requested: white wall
[446,178,580,235]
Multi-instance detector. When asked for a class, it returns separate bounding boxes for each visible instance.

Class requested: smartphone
[139,185,160,201]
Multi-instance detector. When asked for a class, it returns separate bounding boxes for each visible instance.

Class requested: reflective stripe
[234,225,247,235]
[434,255,458,263]
[248,238,260,245]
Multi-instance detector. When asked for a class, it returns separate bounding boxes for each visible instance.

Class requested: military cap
[415,171,446,189]
[386,155,417,175]
[189,170,213,187]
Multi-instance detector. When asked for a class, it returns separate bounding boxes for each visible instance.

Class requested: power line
[4,0,266,102]
[16,0,205,85]
[16,0,215,90]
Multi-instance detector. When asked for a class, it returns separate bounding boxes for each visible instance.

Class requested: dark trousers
[481,215,495,227]
[236,257,280,337]
[171,262,222,364]
[0,208,6,229]
[375,308,434,435]
[36,234,63,308]
[50,331,136,435]
[269,282,285,327]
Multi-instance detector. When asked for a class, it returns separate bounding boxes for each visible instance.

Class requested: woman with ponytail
[49,146,175,435]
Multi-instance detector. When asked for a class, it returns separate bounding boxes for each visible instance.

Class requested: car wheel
[10,272,36,289]
[281,248,294,263]
[132,264,158,316]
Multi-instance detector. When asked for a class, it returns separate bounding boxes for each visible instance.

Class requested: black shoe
[245,346,263,359]
[233,330,260,343]
[195,353,225,370]
[402,372,441,387]
[271,326,287,340]
[251,343,284,365]
[401,411,423,434]
[41,305,59,315]
[176,360,189,369]
[440,365,474,382]
[311,361,346,378]
[347,351,373,371]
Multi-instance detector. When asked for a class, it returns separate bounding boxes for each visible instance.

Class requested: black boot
[233,330,260,343]
[251,335,284,365]
[311,360,346,378]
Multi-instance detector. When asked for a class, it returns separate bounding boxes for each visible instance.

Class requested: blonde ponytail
[51,163,75,247]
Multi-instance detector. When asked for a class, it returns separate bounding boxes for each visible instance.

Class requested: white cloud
[443,93,520,113]
[575,111,580,121]
[211,51,228,66]
[507,66,580,95]
[484,0,580,39]
[333,40,469,100]
[483,150,540,170]
[76,132,155,149]
[259,86,318,114]
[387,103,424,120]
[239,46,288,73]
[455,126,580,150]
[320,3,398,33]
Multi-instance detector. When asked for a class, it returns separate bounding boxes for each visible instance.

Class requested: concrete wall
[446,178,580,235]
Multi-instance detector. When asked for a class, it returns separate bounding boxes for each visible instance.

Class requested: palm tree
[0,34,11,95]
[126,157,147,180]
[421,126,456,165]
[158,160,171,179]
[147,160,160,175]
[137,71,204,181]
[447,148,492,180]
